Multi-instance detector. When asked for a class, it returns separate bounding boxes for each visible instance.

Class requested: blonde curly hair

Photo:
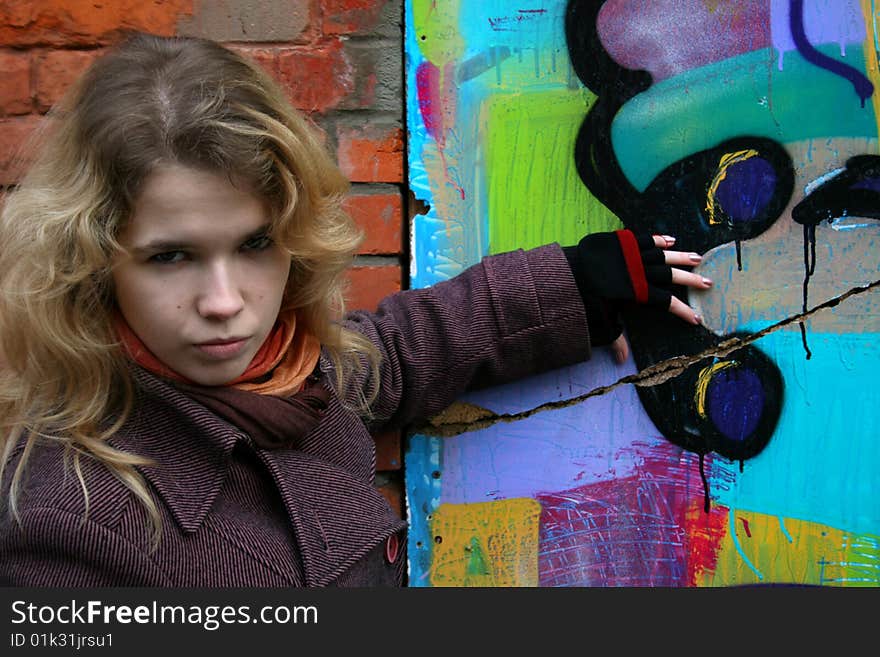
[0,32,380,546]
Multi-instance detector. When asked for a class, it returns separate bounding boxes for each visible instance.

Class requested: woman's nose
[196,261,244,320]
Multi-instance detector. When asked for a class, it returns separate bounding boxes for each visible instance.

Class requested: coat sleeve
[339,243,592,432]
[0,507,173,587]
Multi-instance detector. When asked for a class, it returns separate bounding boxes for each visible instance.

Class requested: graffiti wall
[404,0,879,586]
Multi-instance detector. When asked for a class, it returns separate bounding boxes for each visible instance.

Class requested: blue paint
[715,156,778,224]
[403,434,443,588]
[712,330,880,537]
[707,366,765,442]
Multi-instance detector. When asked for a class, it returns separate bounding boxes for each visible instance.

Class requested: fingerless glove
[564,229,673,346]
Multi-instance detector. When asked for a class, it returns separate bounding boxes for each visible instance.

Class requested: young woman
[0,33,709,586]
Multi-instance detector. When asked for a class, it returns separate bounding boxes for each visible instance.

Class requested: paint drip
[800,223,817,359]
[698,452,710,513]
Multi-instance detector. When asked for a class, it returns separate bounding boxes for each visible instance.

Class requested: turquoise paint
[778,516,794,543]
[403,434,443,588]
[711,330,880,537]
[459,0,568,53]
[613,45,878,191]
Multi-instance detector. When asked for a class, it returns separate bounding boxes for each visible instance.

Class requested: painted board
[405,0,879,587]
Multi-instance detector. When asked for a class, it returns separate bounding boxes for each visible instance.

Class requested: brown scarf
[173,373,331,450]
[115,311,328,449]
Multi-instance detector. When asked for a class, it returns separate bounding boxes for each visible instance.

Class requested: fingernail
[663,235,676,244]
[689,253,702,262]
[702,277,713,286]
[694,314,702,325]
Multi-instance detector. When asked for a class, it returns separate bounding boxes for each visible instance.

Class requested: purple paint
[440,354,664,504]
[706,366,764,443]
[853,177,880,192]
[596,0,770,82]
[788,0,873,106]
[715,156,778,223]
[771,0,868,69]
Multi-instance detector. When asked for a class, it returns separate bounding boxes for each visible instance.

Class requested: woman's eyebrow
[131,223,273,254]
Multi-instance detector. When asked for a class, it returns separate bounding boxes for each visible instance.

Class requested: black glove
[564,229,673,346]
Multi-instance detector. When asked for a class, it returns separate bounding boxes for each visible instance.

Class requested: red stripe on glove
[615,229,649,303]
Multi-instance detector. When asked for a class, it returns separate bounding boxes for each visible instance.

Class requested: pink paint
[416,61,442,142]
[536,443,729,586]
[597,0,770,82]
[414,60,466,200]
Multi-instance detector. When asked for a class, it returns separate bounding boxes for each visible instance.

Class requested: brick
[323,0,401,38]
[0,0,194,47]
[177,0,309,43]
[35,49,100,113]
[345,264,401,311]
[0,115,42,186]
[227,45,279,82]
[337,123,404,183]
[339,40,403,112]
[277,41,354,114]
[344,189,403,254]
[374,429,401,470]
[376,478,404,519]
[0,51,31,116]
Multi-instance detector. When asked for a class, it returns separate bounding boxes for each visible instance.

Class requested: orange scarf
[114,311,322,398]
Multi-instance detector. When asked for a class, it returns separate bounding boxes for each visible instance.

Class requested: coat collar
[112,366,406,586]
[111,366,243,534]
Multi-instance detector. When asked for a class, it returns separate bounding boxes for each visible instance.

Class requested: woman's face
[111,164,291,386]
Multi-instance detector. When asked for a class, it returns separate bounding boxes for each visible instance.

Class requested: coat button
[384,533,400,564]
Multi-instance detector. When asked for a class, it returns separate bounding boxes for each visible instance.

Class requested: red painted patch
[536,443,730,587]
[684,498,728,587]
[416,61,441,142]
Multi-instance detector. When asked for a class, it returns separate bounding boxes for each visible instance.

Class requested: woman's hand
[566,230,712,363]
[651,234,712,325]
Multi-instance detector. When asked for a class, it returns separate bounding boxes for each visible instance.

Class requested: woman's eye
[242,234,273,251]
[149,250,186,264]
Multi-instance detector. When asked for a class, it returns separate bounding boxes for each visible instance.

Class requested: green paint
[485,87,622,255]
[465,537,491,581]
[613,45,879,191]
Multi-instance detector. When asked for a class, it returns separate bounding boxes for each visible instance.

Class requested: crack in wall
[416,277,880,437]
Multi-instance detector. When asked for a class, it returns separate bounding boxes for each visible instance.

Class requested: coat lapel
[258,449,406,587]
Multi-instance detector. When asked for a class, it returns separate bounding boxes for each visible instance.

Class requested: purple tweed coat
[0,244,590,586]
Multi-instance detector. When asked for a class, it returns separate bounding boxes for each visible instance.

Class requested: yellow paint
[429,498,542,587]
[860,0,880,143]
[705,149,759,225]
[412,0,464,63]
[694,360,737,418]
[696,508,880,586]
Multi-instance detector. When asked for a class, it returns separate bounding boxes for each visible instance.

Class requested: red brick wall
[0,0,407,517]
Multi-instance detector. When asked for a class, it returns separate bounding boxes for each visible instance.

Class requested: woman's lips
[194,338,249,360]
